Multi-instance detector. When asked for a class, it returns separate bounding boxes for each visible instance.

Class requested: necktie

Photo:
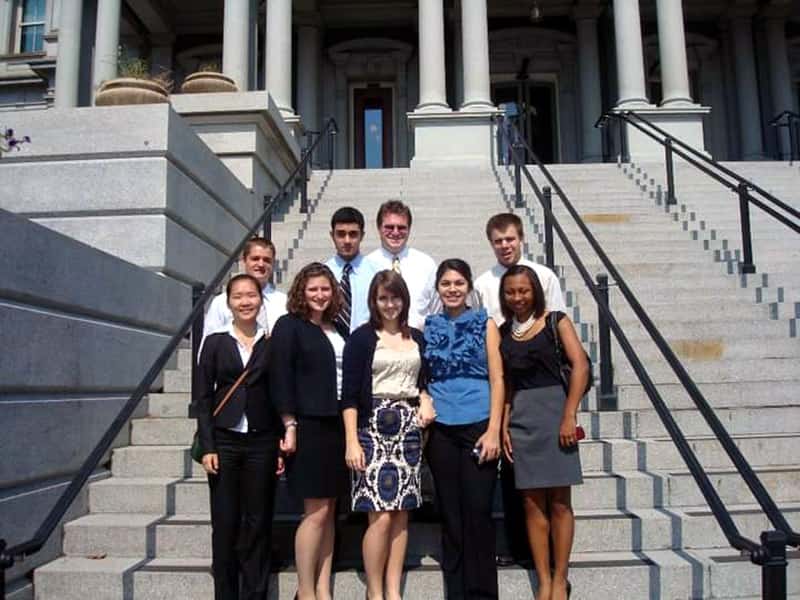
[392,255,401,274]
[336,262,352,337]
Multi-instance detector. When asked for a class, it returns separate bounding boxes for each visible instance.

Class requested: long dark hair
[499,264,546,322]
[367,270,412,337]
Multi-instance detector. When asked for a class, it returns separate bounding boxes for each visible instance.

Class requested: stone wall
[0,209,189,598]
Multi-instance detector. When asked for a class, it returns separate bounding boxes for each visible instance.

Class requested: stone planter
[179,72,238,94]
[95,78,170,106]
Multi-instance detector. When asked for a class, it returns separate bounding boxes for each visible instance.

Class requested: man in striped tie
[325,206,379,338]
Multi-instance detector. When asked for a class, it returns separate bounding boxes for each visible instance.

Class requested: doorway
[353,85,394,169]
[492,80,559,163]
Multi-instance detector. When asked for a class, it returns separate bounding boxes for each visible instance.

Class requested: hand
[276,455,286,476]
[201,453,219,475]
[559,413,578,448]
[476,429,501,464]
[280,427,296,455]
[502,427,514,463]
[345,439,366,472]
[417,402,437,428]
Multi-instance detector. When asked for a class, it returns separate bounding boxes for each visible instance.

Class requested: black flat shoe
[496,553,515,567]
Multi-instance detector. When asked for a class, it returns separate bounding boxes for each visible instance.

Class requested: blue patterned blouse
[423,308,491,425]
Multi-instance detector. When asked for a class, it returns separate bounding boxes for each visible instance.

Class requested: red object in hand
[575,425,586,441]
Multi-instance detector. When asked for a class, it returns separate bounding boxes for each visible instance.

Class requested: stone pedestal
[408,110,498,167]
[620,105,711,162]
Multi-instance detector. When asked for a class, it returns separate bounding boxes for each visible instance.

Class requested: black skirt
[287,416,348,499]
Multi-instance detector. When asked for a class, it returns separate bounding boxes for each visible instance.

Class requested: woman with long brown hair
[269,262,348,600]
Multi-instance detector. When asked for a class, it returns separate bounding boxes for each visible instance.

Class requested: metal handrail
[768,110,800,127]
[504,125,794,595]
[604,110,800,222]
[769,111,800,163]
[0,118,339,591]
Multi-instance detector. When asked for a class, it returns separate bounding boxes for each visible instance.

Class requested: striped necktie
[392,255,401,274]
[335,262,353,337]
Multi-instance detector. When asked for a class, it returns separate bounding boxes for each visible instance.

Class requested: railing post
[665,137,677,205]
[617,118,625,164]
[737,183,756,274]
[595,274,617,411]
[789,120,797,165]
[761,530,788,600]
[329,127,336,171]
[513,139,524,208]
[300,139,309,214]
[263,195,274,235]
[189,283,205,419]
[543,186,555,270]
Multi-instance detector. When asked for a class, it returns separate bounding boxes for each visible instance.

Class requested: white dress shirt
[203,283,288,340]
[367,246,437,329]
[225,324,267,433]
[474,258,567,326]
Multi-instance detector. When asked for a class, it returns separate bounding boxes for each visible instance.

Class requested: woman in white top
[342,270,436,600]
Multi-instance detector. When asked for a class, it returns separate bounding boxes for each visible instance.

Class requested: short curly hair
[286,262,342,322]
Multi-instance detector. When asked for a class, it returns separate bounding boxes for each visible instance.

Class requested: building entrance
[492,80,559,163]
[353,85,394,169]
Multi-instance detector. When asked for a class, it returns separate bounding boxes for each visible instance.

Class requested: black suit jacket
[194,332,283,454]
[268,313,340,418]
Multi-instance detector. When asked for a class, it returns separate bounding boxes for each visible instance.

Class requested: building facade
[1,0,799,165]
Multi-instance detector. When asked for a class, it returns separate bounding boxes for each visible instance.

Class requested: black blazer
[194,332,283,454]
[341,324,427,428]
[268,313,341,418]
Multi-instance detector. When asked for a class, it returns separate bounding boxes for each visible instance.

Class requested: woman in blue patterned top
[423,258,505,600]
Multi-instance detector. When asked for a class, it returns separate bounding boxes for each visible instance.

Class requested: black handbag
[190,368,250,463]
[546,312,594,397]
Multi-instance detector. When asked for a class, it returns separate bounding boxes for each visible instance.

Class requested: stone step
[612,381,800,412]
[613,357,799,385]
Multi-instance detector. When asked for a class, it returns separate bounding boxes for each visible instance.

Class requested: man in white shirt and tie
[203,238,288,338]
[475,212,566,324]
[324,206,379,337]
[366,200,437,329]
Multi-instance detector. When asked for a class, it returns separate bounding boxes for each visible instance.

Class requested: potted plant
[1,128,31,157]
[95,56,172,106]
[179,62,238,94]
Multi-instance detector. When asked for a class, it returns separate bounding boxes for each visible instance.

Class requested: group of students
[194,201,590,600]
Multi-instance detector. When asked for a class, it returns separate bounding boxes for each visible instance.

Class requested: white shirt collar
[225,323,267,344]
[379,245,409,260]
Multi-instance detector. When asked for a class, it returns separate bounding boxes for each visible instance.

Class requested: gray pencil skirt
[509,385,583,490]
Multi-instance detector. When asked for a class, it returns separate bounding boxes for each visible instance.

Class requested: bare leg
[384,511,409,600]
[295,498,335,600]
[362,511,392,600]
[549,487,575,600]
[315,499,337,600]
[522,490,552,600]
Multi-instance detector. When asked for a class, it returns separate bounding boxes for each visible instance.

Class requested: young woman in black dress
[195,273,289,600]
[499,265,587,600]
[269,262,348,600]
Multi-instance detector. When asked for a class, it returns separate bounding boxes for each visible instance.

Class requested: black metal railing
[0,117,339,599]
[596,110,800,274]
[769,111,800,163]
[504,124,797,599]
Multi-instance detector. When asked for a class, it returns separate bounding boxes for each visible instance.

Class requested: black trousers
[500,458,533,563]
[426,420,499,600]
[208,428,279,600]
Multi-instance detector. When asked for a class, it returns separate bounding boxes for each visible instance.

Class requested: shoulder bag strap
[212,368,250,418]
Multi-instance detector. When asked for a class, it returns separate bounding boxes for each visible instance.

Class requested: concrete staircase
[32,163,800,599]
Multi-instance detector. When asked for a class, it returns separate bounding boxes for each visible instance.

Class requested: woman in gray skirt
[498,265,588,600]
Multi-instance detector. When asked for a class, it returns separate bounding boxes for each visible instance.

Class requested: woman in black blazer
[195,273,293,600]
[269,262,347,600]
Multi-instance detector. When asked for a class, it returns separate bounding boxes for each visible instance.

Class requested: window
[16,0,46,53]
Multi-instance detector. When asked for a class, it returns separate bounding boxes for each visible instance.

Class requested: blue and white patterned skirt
[351,396,423,512]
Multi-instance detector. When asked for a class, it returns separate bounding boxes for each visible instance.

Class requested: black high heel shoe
[567,580,572,598]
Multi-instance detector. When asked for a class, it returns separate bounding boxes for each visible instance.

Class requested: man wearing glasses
[367,200,437,329]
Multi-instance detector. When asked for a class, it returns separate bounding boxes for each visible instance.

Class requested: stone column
[460,0,493,110]
[655,0,692,105]
[92,0,120,94]
[54,0,84,108]
[297,25,321,133]
[765,18,794,158]
[265,0,293,115]
[416,0,448,111]
[0,0,15,55]
[612,0,648,106]
[334,63,348,168]
[223,0,250,90]
[730,17,763,159]
[395,54,410,164]
[575,15,603,161]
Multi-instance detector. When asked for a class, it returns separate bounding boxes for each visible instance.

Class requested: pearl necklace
[511,313,537,339]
